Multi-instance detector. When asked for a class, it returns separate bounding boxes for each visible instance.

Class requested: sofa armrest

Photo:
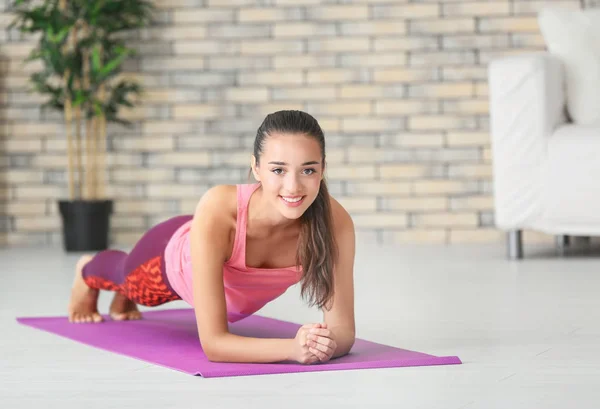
[488,52,567,230]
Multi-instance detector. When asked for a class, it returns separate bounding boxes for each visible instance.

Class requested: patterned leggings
[82,215,193,307]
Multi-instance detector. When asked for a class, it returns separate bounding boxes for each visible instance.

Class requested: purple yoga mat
[16,308,461,378]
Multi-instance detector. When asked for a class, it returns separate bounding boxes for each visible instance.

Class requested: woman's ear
[251,155,261,182]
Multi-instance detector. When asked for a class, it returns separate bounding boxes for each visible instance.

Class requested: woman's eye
[272,168,283,175]
[303,168,316,175]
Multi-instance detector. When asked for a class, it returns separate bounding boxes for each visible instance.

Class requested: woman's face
[251,133,324,220]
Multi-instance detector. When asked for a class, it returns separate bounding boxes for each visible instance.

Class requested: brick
[446,132,491,147]
[442,66,488,81]
[340,52,407,68]
[308,38,370,53]
[449,195,494,211]
[306,102,371,116]
[240,40,304,55]
[147,184,210,198]
[483,147,493,162]
[379,133,444,148]
[413,212,478,228]
[442,2,510,16]
[374,37,438,52]
[173,40,238,55]
[336,197,377,212]
[140,26,207,41]
[173,9,236,24]
[351,213,408,228]
[449,229,503,243]
[443,99,489,115]
[512,0,578,15]
[326,135,376,149]
[14,216,60,231]
[409,115,477,131]
[342,118,404,133]
[409,18,475,34]
[272,87,336,101]
[0,202,45,216]
[207,0,259,5]
[326,165,376,180]
[111,137,175,152]
[3,140,43,152]
[142,121,195,134]
[9,123,62,137]
[409,82,473,98]
[410,50,476,66]
[381,197,447,211]
[208,24,271,39]
[146,152,211,167]
[307,69,370,84]
[346,181,411,196]
[413,180,477,195]
[275,55,336,69]
[347,147,409,164]
[383,229,447,244]
[523,230,555,244]
[478,17,539,33]
[153,0,204,8]
[442,34,510,49]
[112,232,144,246]
[173,104,236,119]
[226,87,269,102]
[375,101,439,116]
[372,4,439,19]
[112,215,146,229]
[177,134,241,150]
[475,82,489,97]
[239,70,303,86]
[511,33,546,48]
[111,169,174,183]
[178,168,244,183]
[339,85,391,99]
[239,102,305,118]
[447,164,492,178]
[2,42,35,58]
[339,21,407,36]
[306,5,369,20]
[373,67,438,83]
[171,72,237,87]
[274,22,336,37]
[211,151,253,167]
[1,170,43,184]
[14,185,63,199]
[208,55,272,71]
[379,164,435,179]
[114,200,176,214]
[239,8,303,22]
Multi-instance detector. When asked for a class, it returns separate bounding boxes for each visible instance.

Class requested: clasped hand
[291,323,338,365]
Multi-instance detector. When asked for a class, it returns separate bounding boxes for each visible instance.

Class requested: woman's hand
[290,322,338,365]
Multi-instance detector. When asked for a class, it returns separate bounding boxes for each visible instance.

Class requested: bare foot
[68,254,103,324]
[109,293,142,321]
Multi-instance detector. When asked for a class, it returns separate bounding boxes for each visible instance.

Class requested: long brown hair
[247,110,338,310]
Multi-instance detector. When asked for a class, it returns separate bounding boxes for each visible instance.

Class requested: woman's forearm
[330,325,356,358]
[205,333,293,363]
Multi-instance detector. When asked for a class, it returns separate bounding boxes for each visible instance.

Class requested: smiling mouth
[280,195,305,203]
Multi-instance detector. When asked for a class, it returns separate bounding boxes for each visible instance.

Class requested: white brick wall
[0,0,592,247]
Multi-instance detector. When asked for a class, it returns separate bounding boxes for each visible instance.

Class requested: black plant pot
[58,199,113,252]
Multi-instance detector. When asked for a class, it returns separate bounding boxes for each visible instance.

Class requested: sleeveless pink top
[164,183,303,323]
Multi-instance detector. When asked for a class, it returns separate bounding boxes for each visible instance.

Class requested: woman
[68,110,356,365]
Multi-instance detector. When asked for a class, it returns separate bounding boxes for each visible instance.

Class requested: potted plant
[10,0,154,251]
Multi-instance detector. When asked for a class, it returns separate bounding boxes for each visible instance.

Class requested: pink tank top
[164,183,303,323]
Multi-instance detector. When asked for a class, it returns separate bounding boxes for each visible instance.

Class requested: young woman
[68,110,356,365]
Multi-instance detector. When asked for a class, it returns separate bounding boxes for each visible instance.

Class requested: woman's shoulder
[328,194,354,233]
[194,184,239,226]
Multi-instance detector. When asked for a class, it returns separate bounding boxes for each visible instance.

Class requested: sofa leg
[555,235,570,255]
[507,230,523,260]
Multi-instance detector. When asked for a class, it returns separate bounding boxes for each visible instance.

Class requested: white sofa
[488,53,600,259]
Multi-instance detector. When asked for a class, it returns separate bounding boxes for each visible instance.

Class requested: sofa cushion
[538,8,600,126]
[544,125,600,223]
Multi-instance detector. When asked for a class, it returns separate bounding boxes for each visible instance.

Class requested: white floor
[1,240,600,409]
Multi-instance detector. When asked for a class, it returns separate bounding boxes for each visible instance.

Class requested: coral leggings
[81,215,193,306]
